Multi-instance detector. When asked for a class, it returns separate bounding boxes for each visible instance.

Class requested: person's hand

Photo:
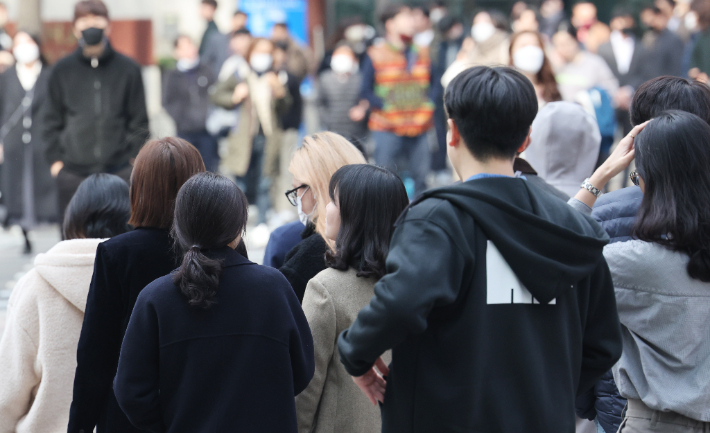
[574,121,648,207]
[50,161,64,178]
[265,71,287,98]
[352,357,389,406]
[349,101,368,122]
[457,37,475,61]
[231,82,249,105]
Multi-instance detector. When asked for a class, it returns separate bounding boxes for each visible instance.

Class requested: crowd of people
[0,0,709,433]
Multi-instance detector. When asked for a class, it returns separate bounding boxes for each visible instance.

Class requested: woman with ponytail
[568,110,710,432]
[114,172,314,432]
[68,137,206,433]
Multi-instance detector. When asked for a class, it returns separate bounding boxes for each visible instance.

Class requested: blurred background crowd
[0,0,708,277]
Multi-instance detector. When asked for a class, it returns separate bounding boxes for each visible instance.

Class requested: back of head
[289,132,367,241]
[129,137,206,229]
[633,110,710,282]
[172,172,249,308]
[630,76,710,126]
[326,164,409,280]
[63,173,130,240]
[444,66,538,161]
[526,101,601,196]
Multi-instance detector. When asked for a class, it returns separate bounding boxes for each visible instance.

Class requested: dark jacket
[514,157,569,202]
[280,223,328,303]
[280,70,303,130]
[597,37,648,89]
[69,228,180,433]
[0,65,57,225]
[113,247,314,433]
[162,62,216,133]
[43,44,149,176]
[576,370,626,433]
[264,220,305,268]
[338,178,622,433]
[590,186,643,244]
[642,29,685,78]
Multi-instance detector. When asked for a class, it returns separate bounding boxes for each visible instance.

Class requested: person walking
[0,173,130,433]
[113,172,314,433]
[43,0,149,228]
[0,31,56,253]
[67,137,205,433]
[568,111,710,432]
[163,35,219,172]
[316,44,369,152]
[198,0,219,57]
[360,4,435,196]
[279,132,366,302]
[295,164,408,433]
[337,66,622,433]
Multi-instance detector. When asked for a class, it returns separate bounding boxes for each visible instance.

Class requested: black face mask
[81,27,104,46]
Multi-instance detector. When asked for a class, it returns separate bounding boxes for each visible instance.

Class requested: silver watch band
[581,178,603,198]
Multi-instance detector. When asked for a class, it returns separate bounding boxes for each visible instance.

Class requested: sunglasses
[629,171,641,186]
[285,185,309,207]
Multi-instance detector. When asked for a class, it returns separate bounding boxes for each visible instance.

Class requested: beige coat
[211,71,290,177]
[0,238,103,433]
[295,267,391,433]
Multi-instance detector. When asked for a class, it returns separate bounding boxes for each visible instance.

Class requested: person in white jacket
[0,173,131,433]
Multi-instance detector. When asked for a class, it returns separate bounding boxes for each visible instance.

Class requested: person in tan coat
[296,164,409,433]
[0,173,130,433]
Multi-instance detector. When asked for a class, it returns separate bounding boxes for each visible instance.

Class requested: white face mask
[176,57,199,72]
[685,12,698,32]
[430,8,446,25]
[296,188,316,226]
[331,54,355,74]
[513,45,545,74]
[250,53,273,73]
[471,22,496,42]
[13,43,39,65]
[414,29,435,47]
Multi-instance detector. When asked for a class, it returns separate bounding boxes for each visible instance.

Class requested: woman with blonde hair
[279,131,366,302]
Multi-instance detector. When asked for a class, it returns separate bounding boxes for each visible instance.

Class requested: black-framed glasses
[629,171,640,186]
[285,185,309,206]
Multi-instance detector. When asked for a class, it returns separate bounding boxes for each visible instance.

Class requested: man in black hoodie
[44,0,149,227]
[338,66,622,433]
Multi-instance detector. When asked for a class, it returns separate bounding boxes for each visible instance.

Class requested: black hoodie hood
[409,177,609,304]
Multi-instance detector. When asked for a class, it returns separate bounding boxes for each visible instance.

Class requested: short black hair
[630,76,710,126]
[173,34,193,48]
[201,0,217,8]
[231,27,251,38]
[444,66,538,160]
[413,4,430,17]
[633,110,710,282]
[234,9,247,17]
[438,15,461,33]
[326,164,409,280]
[380,3,409,26]
[610,5,635,20]
[63,173,131,240]
[273,22,288,29]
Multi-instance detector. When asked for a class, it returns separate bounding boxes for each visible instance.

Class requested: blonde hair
[289,132,366,243]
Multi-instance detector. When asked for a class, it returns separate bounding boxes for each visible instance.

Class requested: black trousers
[56,165,132,232]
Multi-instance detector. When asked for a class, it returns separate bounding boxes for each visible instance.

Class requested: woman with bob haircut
[279,131,366,302]
[68,137,206,433]
[569,111,710,432]
[114,172,314,432]
[295,164,409,433]
[0,174,130,433]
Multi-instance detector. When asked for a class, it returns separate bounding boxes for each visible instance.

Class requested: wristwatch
[581,178,603,198]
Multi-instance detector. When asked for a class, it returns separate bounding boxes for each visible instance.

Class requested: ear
[104,23,112,38]
[447,118,460,148]
[517,127,532,154]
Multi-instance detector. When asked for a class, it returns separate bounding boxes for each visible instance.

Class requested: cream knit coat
[0,238,103,433]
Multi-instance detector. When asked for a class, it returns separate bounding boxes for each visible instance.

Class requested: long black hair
[63,173,131,240]
[325,164,409,280]
[633,110,710,282]
[172,172,249,308]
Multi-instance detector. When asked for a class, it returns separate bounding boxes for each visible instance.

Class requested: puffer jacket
[591,186,643,244]
[576,370,626,433]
